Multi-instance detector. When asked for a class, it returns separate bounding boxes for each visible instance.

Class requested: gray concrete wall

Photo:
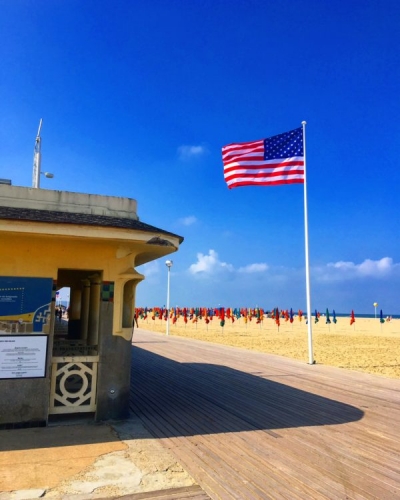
[0,379,50,426]
[0,185,138,219]
[0,339,52,427]
[96,302,131,421]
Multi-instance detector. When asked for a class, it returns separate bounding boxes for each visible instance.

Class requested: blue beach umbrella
[380,309,385,324]
[326,308,331,324]
[332,310,337,324]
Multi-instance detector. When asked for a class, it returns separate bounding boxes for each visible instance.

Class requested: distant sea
[332,313,399,319]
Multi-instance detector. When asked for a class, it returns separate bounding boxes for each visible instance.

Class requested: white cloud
[317,257,399,282]
[188,252,399,283]
[178,215,197,226]
[137,260,159,277]
[188,250,268,277]
[238,263,269,273]
[189,249,234,275]
[177,144,207,160]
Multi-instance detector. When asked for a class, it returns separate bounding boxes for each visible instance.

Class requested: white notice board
[0,335,48,379]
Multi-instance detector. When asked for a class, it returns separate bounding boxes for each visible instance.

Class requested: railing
[50,341,99,415]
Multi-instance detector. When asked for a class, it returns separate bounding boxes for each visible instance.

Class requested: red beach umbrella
[275,308,280,328]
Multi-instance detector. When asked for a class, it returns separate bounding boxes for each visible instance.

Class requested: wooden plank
[133,376,373,498]
[109,485,210,499]
[130,330,400,500]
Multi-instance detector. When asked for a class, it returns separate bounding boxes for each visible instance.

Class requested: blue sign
[0,277,53,333]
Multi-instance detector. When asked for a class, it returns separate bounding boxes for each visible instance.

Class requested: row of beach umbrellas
[135,307,383,326]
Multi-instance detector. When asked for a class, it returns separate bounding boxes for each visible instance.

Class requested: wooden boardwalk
[130,329,400,500]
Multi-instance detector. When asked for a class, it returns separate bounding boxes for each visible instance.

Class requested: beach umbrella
[275,308,280,328]
[315,309,319,323]
[219,307,225,328]
[172,308,177,324]
[380,309,385,324]
[183,308,188,324]
[326,308,331,324]
[332,309,337,324]
[289,308,294,323]
[350,310,355,326]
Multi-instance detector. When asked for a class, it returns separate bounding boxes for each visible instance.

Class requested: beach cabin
[0,184,183,427]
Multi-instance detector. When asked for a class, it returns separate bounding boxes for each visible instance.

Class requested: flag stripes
[222,127,305,189]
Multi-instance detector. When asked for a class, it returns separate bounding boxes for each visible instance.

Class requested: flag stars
[264,127,303,161]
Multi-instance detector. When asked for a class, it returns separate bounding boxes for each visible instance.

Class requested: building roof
[0,206,184,244]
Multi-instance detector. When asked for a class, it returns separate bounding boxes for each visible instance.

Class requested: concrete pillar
[122,280,134,328]
[70,288,82,320]
[68,287,82,339]
[87,274,101,346]
[81,279,90,342]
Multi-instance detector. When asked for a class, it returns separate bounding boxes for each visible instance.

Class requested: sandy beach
[137,315,400,379]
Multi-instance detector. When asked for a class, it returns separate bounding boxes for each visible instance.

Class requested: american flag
[222,127,304,189]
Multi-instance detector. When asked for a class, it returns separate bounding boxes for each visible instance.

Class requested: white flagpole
[302,121,314,364]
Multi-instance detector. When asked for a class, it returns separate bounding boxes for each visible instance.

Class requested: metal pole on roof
[32,120,43,188]
[32,119,54,188]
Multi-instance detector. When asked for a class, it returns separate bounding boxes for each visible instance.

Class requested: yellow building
[0,184,183,427]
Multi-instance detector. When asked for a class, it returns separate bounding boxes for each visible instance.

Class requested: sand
[137,315,400,379]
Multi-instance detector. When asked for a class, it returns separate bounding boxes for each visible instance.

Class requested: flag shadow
[130,346,364,437]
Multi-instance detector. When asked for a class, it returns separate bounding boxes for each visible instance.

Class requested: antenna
[36,118,43,138]
[32,119,43,188]
[32,119,54,188]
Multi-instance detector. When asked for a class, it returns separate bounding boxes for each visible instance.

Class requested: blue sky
[1,1,400,314]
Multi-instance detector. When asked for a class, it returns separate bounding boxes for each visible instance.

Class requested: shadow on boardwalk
[130,346,364,436]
